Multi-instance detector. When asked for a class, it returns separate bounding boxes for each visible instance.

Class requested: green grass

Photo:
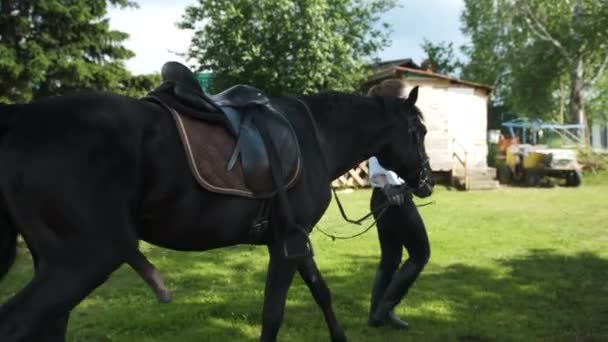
[2,174,608,341]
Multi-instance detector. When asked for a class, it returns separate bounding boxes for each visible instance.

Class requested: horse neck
[302,93,394,180]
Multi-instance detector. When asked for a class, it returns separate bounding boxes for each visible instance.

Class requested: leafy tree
[119,73,162,98]
[460,0,608,127]
[459,0,558,118]
[587,74,608,124]
[420,39,460,76]
[0,0,155,103]
[179,0,397,95]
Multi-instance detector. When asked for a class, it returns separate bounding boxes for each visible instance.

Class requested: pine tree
[0,0,155,103]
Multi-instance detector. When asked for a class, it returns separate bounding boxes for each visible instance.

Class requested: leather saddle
[145,61,301,198]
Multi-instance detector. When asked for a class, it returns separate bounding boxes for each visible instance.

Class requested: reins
[295,97,331,176]
[313,188,435,241]
[314,203,389,241]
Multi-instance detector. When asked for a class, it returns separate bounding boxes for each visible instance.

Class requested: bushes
[578,149,608,172]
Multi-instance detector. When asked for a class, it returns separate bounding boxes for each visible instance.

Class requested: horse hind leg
[0,247,123,341]
[127,249,172,303]
[0,193,137,341]
[22,239,71,342]
[297,256,347,342]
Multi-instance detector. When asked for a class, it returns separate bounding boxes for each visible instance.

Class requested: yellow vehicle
[498,144,582,186]
[496,119,583,187]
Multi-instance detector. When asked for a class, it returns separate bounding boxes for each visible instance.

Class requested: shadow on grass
[326,249,608,341]
[1,246,607,341]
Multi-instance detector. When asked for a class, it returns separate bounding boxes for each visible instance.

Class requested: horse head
[375,86,434,198]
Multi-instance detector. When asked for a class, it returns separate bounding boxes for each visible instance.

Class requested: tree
[460,0,562,120]
[587,74,608,123]
[420,39,460,76]
[460,0,608,128]
[0,0,155,103]
[179,0,397,95]
[517,0,608,127]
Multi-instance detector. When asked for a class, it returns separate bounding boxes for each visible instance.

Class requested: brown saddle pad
[168,106,301,198]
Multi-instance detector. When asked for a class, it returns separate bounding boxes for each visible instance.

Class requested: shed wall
[402,79,489,171]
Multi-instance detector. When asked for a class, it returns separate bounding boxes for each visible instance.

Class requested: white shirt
[368,157,404,188]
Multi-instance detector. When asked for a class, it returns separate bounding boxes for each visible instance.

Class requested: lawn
[1,173,607,341]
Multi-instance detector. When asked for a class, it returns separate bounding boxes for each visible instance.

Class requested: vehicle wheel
[524,171,541,187]
[497,165,511,184]
[565,170,582,187]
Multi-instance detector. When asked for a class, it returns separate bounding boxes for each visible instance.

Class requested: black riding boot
[368,269,410,330]
[368,269,392,325]
[370,260,422,329]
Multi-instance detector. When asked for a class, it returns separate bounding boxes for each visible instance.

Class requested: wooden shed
[365,59,498,190]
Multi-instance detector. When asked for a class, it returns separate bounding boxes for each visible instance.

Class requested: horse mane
[300,90,424,121]
[298,91,386,120]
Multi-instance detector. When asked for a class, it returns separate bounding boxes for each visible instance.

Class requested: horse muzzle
[413,172,434,198]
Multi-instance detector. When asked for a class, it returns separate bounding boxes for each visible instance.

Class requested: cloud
[379,0,468,64]
[107,2,195,74]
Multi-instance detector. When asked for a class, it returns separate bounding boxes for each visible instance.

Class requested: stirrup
[282,227,314,260]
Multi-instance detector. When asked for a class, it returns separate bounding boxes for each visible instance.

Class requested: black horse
[0,84,432,341]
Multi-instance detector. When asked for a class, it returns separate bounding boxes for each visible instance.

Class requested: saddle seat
[146,61,301,198]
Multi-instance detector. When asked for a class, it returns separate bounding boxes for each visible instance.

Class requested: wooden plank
[331,161,372,188]
[348,169,365,186]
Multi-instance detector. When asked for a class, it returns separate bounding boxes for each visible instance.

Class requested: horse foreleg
[127,249,172,303]
[298,256,347,342]
[259,245,298,342]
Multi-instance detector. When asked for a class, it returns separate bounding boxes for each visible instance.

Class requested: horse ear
[406,86,419,105]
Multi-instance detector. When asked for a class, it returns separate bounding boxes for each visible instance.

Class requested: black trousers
[371,188,430,271]
[369,188,430,317]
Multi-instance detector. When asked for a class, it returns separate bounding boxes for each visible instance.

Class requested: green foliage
[117,73,161,98]
[587,74,608,123]
[420,39,460,76]
[179,0,397,95]
[0,0,152,103]
[460,0,608,123]
[578,148,608,172]
[487,142,499,167]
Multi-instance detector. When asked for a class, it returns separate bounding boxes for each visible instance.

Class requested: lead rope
[314,188,435,241]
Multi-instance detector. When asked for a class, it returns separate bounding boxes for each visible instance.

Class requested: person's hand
[381,184,405,206]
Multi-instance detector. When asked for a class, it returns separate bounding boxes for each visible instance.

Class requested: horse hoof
[331,333,348,342]
[157,290,172,304]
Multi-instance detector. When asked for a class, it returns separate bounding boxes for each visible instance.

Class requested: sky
[108,0,467,75]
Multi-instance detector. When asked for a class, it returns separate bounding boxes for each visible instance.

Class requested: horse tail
[0,196,17,283]
[0,104,21,282]
[0,104,20,141]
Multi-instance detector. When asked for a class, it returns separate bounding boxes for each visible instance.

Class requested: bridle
[295,96,433,241]
[401,158,432,192]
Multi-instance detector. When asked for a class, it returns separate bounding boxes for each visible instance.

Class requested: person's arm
[369,157,389,187]
[369,157,404,205]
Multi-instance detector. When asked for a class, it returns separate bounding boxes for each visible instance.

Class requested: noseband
[402,158,431,191]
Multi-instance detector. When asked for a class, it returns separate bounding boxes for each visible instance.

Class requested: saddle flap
[152,99,301,199]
